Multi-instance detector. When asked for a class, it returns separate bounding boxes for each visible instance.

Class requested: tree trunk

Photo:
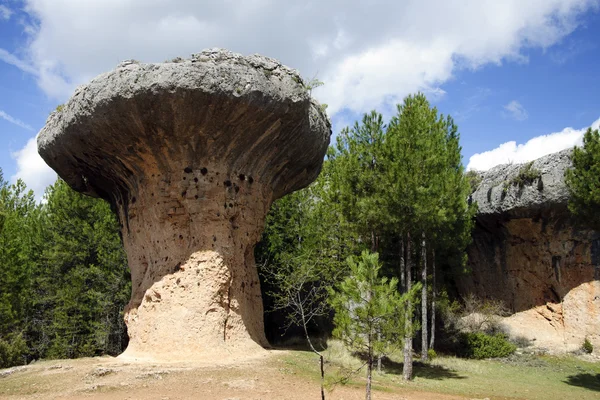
[300,296,325,400]
[366,350,373,400]
[320,354,325,400]
[399,237,405,293]
[402,233,413,381]
[421,232,428,361]
[377,331,382,373]
[429,248,436,350]
[372,231,382,373]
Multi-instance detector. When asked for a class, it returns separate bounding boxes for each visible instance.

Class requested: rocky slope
[459,150,600,353]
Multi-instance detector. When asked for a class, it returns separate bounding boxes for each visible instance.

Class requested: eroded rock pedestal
[120,167,271,358]
[37,49,331,359]
[462,150,600,353]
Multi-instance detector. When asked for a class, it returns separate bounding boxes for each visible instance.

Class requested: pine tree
[331,111,387,253]
[384,94,474,374]
[329,251,416,400]
[0,172,40,366]
[565,127,600,230]
[32,180,130,359]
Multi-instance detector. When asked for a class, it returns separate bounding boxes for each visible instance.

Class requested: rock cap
[470,149,572,217]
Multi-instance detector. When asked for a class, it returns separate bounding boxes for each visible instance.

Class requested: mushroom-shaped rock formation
[37,49,331,359]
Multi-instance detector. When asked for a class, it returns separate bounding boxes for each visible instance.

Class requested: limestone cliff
[460,150,600,353]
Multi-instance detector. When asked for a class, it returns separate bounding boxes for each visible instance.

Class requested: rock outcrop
[460,150,600,353]
[37,49,331,360]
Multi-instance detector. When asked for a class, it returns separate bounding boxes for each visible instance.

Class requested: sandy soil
[0,351,472,400]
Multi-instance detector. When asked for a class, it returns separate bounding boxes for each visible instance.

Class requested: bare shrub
[458,293,510,334]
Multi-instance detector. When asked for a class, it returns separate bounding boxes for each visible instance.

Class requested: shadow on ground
[382,359,466,380]
[269,337,329,352]
[270,340,466,381]
[564,373,600,391]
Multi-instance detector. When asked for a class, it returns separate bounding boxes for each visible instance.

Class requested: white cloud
[0,48,39,75]
[503,100,528,121]
[467,117,600,171]
[0,0,592,114]
[0,5,12,20]
[0,110,33,131]
[11,137,57,201]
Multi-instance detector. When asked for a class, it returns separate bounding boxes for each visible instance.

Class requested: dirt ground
[0,351,473,400]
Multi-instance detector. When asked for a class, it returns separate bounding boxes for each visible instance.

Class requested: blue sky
[1,0,600,198]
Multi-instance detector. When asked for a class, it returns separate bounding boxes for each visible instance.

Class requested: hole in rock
[194,177,198,183]
[179,235,184,240]
[229,203,233,208]
[174,263,181,272]
[181,191,187,197]
[200,168,208,175]
[213,235,217,242]
[184,167,193,173]
[239,174,246,181]
[224,180,232,187]
[248,176,254,184]
[131,197,136,204]
[195,195,199,199]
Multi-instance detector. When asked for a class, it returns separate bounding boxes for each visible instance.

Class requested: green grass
[278,341,600,400]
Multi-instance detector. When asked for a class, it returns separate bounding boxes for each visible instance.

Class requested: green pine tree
[384,94,475,375]
[565,127,600,230]
[32,180,130,359]
[331,111,387,253]
[329,251,417,400]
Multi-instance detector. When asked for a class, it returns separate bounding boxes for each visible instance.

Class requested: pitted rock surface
[462,150,599,353]
[37,49,331,360]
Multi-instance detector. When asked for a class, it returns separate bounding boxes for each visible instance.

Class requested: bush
[460,332,516,359]
[0,334,27,368]
[427,348,437,360]
[582,338,593,354]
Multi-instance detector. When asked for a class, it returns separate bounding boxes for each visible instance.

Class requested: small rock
[90,367,115,377]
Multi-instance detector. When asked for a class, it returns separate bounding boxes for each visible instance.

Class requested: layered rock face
[37,49,331,359]
[461,150,600,353]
